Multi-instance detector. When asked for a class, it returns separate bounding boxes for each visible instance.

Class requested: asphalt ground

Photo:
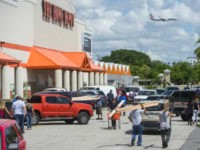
[24,109,200,150]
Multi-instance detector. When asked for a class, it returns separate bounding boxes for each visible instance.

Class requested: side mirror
[8,143,19,150]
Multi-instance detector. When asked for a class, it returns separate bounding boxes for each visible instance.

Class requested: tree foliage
[100,48,199,85]
[101,49,151,66]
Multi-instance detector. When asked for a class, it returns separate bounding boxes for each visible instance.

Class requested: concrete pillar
[55,69,62,88]
[100,73,104,85]
[64,70,70,91]
[2,65,10,99]
[16,67,24,97]
[95,72,99,85]
[164,69,171,86]
[72,70,77,91]
[89,72,94,86]
[78,71,83,89]
[104,73,108,85]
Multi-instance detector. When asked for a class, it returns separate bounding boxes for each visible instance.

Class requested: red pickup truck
[29,93,93,125]
[0,119,26,150]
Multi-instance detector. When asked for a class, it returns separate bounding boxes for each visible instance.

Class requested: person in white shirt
[128,104,146,146]
[159,103,174,148]
[12,96,27,133]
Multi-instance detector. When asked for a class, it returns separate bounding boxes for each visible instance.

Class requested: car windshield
[162,90,174,96]
[156,89,166,95]
[97,91,105,96]
[138,91,155,95]
[125,87,140,92]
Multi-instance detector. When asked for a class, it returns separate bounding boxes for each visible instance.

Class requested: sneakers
[131,140,134,146]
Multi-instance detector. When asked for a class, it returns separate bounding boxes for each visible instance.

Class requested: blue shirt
[118,95,127,105]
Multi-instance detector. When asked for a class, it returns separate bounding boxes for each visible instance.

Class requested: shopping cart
[107,112,121,129]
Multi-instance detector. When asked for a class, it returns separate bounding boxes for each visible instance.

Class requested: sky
[71,0,200,64]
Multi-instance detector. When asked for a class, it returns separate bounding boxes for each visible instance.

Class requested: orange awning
[26,46,79,69]
[88,59,104,72]
[62,52,91,71]
[0,51,20,65]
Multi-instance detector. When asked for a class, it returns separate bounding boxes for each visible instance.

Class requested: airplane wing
[166,18,177,21]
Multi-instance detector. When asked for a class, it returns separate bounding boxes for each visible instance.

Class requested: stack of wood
[109,101,159,118]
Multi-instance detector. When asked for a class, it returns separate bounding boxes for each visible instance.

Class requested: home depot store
[0,0,131,100]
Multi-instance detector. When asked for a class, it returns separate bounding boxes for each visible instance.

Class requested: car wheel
[65,119,74,124]
[31,113,40,125]
[77,112,89,125]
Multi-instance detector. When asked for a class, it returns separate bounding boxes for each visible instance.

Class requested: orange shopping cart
[107,111,121,129]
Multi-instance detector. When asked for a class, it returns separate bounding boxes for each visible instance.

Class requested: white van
[79,85,117,98]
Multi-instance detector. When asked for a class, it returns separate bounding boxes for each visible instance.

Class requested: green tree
[171,62,196,84]
[194,38,200,61]
[101,49,151,66]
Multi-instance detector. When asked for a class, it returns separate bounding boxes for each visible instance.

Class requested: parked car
[139,95,165,104]
[166,86,179,91]
[78,90,107,107]
[79,85,117,98]
[142,102,171,132]
[29,93,93,125]
[42,88,68,92]
[0,119,26,150]
[134,89,157,104]
[124,86,143,103]
[168,90,197,117]
[155,88,166,95]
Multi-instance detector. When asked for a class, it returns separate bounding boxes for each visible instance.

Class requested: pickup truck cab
[29,93,93,125]
[0,119,26,150]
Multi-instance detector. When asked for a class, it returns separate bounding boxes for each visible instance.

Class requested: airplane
[149,13,177,22]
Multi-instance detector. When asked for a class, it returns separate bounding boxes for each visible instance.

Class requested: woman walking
[0,101,12,119]
[26,103,35,130]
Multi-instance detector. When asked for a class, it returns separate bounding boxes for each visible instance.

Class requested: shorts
[96,106,102,115]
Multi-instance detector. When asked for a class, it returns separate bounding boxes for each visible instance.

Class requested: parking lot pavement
[24,109,197,150]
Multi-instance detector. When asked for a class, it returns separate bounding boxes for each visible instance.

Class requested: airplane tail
[149,13,154,19]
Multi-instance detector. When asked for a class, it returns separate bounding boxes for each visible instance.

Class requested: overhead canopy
[26,46,104,72]
[88,60,104,72]
[26,46,79,69]
[0,51,20,65]
[62,52,91,71]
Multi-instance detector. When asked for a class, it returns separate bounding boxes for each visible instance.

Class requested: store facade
[0,0,132,100]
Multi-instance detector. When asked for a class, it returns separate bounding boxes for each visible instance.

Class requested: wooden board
[116,102,159,113]
[72,96,100,101]
[109,101,159,118]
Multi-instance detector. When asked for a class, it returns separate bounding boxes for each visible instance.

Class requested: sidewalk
[180,126,200,150]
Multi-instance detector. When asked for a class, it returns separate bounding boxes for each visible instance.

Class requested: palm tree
[194,38,200,61]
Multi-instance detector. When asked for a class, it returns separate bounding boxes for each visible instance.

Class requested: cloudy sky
[71,0,200,64]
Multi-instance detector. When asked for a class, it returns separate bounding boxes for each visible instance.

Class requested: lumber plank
[72,96,100,101]
[109,101,159,118]
[116,102,158,112]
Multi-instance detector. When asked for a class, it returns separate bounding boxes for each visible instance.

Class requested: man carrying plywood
[128,104,146,146]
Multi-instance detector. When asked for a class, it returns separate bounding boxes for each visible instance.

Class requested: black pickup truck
[168,90,198,120]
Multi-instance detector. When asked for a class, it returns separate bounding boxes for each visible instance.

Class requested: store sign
[82,33,92,53]
[42,0,74,29]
